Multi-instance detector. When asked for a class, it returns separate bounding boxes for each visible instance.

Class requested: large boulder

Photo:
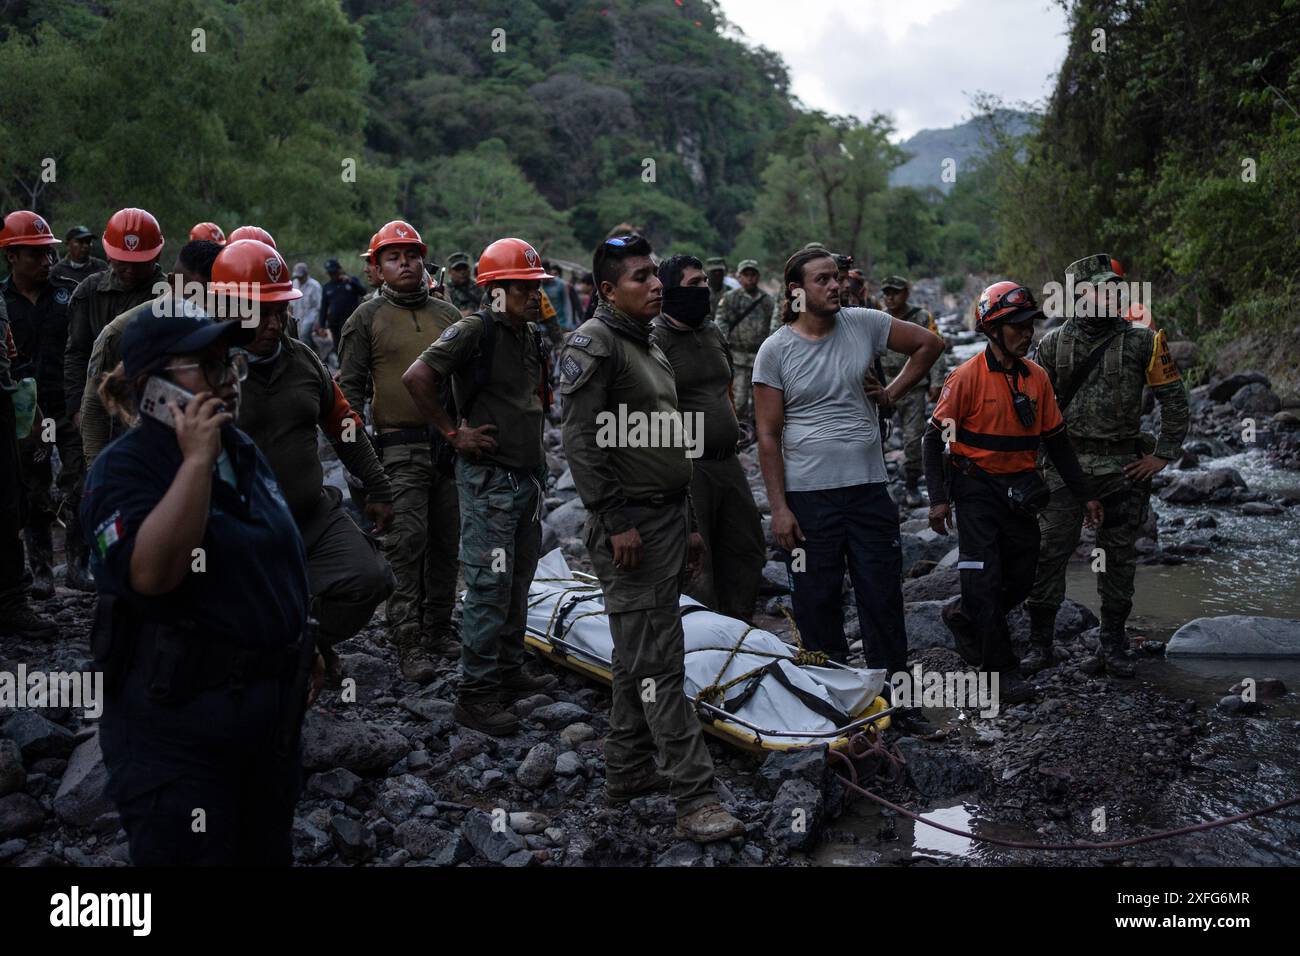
[52,731,114,827]
[905,600,954,651]
[894,737,986,798]
[0,711,75,760]
[756,747,827,798]
[764,778,824,851]
[1158,468,1247,504]
[902,567,961,603]
[540,498,588,552]
[1230,383,1281,415]
[1165,616,1300,658]
[1207,370,1270,402]
[900,530,955,576]
[301,711,410,775]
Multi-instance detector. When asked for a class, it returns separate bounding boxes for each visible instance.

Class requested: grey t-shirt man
[752,307,892,491]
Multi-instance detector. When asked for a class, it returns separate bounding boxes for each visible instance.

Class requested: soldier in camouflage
[714,259,775,422]
[880,276,946,506]
[1024,254,1189,677]
[704,256,728,320]
[446,251,484,315]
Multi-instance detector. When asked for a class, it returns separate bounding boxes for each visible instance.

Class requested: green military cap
[802,241,827,251]
[447,251,471,268]
[880,275,909,291]
[1066,253,1123,284]
[737,259,759,273]
[704,257,727,272]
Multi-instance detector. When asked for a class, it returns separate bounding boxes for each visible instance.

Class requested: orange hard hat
[475,237,552,286]
[102,207,164,261]
[975,280,1042,331]
[368,220,427,259]
[209,239,301,302]
[0,211,61,248]
[190,222,227,245]
[228,225,276,248]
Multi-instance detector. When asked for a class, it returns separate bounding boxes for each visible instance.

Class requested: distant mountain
[889,110,1035,192]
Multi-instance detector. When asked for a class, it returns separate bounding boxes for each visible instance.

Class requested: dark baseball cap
[121,313,254,378]
[881,275,909,291]
[324,258,341,272]
[65,225,93,241]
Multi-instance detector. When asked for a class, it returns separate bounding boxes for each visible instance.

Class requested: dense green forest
[2,0,1296,358]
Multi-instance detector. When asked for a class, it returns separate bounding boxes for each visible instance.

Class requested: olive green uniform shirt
[649,316,738,458]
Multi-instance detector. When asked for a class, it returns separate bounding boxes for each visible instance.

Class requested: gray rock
[559,722,595,749]
[301,711,410,774]
[337,652,394,703]
[544,826,567,845]
[900,529,955,575]
[1159,468,1247,504]
[0,739,24,798]
[1231,383,1281,414]
[430,829,475,866]
[1207,370,1270,402]
[508,811,550,835]
[292,817,332,862]
[1215,694,1260,715]
[511,694,553,717]
[1228,677,1287,699]
[0,793,45,839]
[905,600,954,651]
[330,815,377,863]
[555,751,585,777]
[449,728,496,761]
[1240,501,1282,516]
[894,737,985,798]
[0,839,26,863]
[376,773,437,824]
[462,808,526,863]
[400,696,457,734]
[502,849,535,867]
[52,731,113,826]
[308,767,363,802]
[517,742,557,789]
[529,701,589,729]
[1166,616,1300,658]
[902,568,961,602]
[1007,598,1099,644]
[655,841,706,867]
[764,778,823,851]
[757,747,827,797]
[394,819,458,859]
[541,498,588,552]
[759,561,791,595]
[0,711,75,760]
[1166,340,1199,369]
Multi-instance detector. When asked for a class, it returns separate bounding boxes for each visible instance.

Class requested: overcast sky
[714,0,1070,140]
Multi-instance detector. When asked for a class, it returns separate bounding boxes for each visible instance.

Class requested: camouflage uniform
[879,298,946,489]
[714,264,775,422]
[560,301,720,815]
[339,289,463,659]
[1027,260,1189,649]
[704,257,727,321]
[446,252,483,315]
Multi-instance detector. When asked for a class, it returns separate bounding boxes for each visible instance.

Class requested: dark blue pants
[99,665,301,866]
[783,482,907,670]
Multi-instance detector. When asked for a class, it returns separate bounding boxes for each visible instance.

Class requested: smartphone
[139,375,197,428]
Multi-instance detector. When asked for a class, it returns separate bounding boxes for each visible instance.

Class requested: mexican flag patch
[94,511,125,558]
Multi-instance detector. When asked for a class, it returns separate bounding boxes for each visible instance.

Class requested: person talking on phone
[80,311,314,865]
[922,282,1101,703]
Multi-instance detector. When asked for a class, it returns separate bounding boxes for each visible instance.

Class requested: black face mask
[662,285,712,328]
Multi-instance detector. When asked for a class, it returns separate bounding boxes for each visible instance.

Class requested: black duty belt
[623,488,688,508]
[375,427,431,449]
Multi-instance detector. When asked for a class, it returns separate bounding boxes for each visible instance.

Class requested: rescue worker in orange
[922,281,1101,702]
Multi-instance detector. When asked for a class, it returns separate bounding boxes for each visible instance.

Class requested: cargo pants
[584,499,718,814]
[455,457,542,700]
[684,456,765,622]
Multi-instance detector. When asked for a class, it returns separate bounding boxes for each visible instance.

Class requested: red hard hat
[190,221,227,245]
[369,220,427,259]
[209,239,301,302]
[475,237,552,285]
[102,207,164,261]
[975,280,1042,331]
[228,225,276,248]
[0,211,61,248]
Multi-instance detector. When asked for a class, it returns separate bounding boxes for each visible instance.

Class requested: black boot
[1099,613,1136,678]
[1021,605,1057,674]
[23,526,55,600]
[0,601,58,641]
[63,533,95,593]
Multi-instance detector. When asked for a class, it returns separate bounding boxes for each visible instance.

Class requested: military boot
[904,476,925,509]
[606,767,672,805]
[1099,634,1136,678]
[1021,605,1057,674]
[424,630,461,662]
[675,803,745,843]
[397,642,437,684]
[453,695,521,737]
[63,534,95,593]
[497,667,559,702]
[0,601,58,641]
[23,526,55,600]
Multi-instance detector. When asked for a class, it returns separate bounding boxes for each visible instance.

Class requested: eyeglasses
[977,285,1037,322]
[168,352,249,387]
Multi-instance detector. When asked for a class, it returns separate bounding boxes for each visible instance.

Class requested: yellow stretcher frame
[523,624,892,754]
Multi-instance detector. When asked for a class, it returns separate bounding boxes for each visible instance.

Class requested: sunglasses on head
[604,234,642,247]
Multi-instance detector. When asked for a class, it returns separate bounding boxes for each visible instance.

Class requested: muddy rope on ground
[826,742,1300,852]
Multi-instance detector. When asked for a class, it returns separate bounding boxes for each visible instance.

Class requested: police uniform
[879,278,946,494]
[1027,258,1189,652]
[83,411,309,865]
[238,336,394,649]
[714,260,775,422]
[416,309,547,704]
[560,301,720,814]
[338,288,462,662]
[925,348,1090,673]
[49,254,107,292]
[650,313,765,621]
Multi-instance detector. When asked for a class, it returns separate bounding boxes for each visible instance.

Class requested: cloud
[716,0,1068,138]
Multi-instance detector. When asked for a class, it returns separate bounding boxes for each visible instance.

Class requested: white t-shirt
[752,308,893,491]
